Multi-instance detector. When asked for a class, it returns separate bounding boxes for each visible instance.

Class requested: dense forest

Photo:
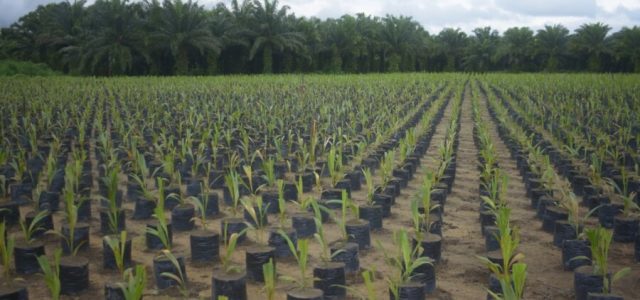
[1,0,639,76]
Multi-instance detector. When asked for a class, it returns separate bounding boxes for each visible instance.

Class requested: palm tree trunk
[207,52,220,75]
[330,44,341,72]
[546,54,559,72]
[588,53,601,72]
[263,44,273,74]
[176,48,189,75]
[388,52,400,72]
[445,55,455,72]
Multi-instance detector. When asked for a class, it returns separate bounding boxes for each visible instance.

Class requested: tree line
[1,0,639,76]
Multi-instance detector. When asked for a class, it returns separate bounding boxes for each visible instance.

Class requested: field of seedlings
[0,73,639,300]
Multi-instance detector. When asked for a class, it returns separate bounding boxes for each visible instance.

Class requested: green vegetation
[0,60,58,76]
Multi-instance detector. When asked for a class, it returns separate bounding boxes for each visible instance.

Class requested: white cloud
[0,0,638,33]
[596,0,640,13]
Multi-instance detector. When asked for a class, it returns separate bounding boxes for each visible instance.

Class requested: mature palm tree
[571,22,611,72]
[1,6,51,63]
[40,0,87,72]
[381,15,422,72]
[612,26,640,72]
[319,15,363,73]
[78,0,147,75]
[463,26,499,72]
[248,0,305,73]
[207,4,251,74]
[294,17,323,72]
[436,28,467,71]
[354,13,382,72]
[498,27,534,71]
[147,0,221,75]
[535,24,569,72]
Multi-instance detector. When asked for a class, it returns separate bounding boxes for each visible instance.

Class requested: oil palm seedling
[280,231,324,297]
[556,189,599,241]
[59,186,87,256]
[0,221,14,278]
[576,226,631,297]
[118,265,147,300]
[380,150,395,189]
[36,249,62,300]
[606,169,639,242]
[190,189,211,230]
[18,209,48,243]
[380,229,433,300]
[360,167,383,230]
[310,199,347,297]
[100,162,125,235]
[146,178,172,251]
[14,209,48,274]
[212,228,247,299]
[159,249,189,297]
[223,170,243,217]
[242,195,269,244]
[167,179,196,232]
[477,206,527,300]
[262,258,276,300]
[104,231,130,276]
[327,145,344,187]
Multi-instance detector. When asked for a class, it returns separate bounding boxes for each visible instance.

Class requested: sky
[1,0,639,33]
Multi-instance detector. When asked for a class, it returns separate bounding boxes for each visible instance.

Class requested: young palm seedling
[310,200,348,298]
[36,249,62,300]
[0,221,14,278]
[101,162,124,235]
[118,265,147,300]
[146,178,172,251]
[381,229,433,300]
[159,249,189,297]
[556,189,600,245]
[59,187,86,256]
[19,209,48,243]
[221,170,248,243]
[223,170,243,217]
[606,170,639,242]
[14,209,48,274]
[103,231,130,276]
[477,206,527,300]
[212,229,247,299]
[187,182,221,264]
[577,226,631,297]
[262,259,276,300]
[280,232,324,297]
[327,145,344,187]
[242,195,269,244]
[380,150,395,189]
[359,167,383,230]
[191,191,210,230]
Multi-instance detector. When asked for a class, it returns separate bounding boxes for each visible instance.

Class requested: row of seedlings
[471,81,527,300]
[482,81,632,300]
[382,83,464,300]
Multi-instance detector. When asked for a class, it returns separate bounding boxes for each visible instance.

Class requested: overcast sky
[1,0,639,33]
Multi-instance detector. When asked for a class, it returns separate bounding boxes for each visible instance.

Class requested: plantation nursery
[0,73,639,300]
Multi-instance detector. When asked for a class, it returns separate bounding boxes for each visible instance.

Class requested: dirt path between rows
[434,83,487,299]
